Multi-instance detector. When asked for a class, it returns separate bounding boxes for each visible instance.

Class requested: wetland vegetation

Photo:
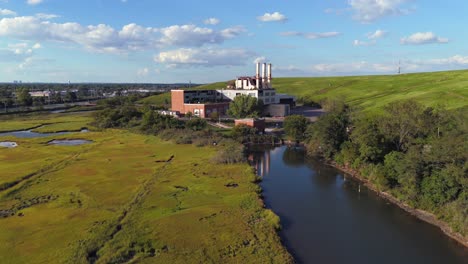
[0,110,292,263]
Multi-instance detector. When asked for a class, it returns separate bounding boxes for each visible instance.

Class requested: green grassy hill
[196,70,468,112]
[138,92,171,108]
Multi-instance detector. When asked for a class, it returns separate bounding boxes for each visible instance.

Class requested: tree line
[301,99,467,235]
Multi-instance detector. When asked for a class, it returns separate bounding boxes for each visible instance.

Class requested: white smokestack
[267,63,272,85]
[262,63,266,89]
[256,63,260,89]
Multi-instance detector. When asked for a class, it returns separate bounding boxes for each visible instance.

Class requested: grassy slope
[0,114,291,263]
[138,93,171,108]
[196,70,468,112]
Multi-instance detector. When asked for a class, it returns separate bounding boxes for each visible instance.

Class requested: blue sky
[0,0,467,83]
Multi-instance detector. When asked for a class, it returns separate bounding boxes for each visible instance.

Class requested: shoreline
[327,161,468,248]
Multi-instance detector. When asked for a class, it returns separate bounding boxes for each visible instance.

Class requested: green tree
[231,124,257,143]
[227,95,262,118]
[306,105,349,159]
[185,118,207,131]
[17,88,33,106]
[283,115,309,141]
[349,116,388,164]
[65,91,78,102]
[379,100,424,152]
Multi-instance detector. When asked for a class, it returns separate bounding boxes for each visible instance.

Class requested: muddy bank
[328,161,468,248]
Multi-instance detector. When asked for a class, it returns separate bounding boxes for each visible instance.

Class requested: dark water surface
[47,139,92,146]
[249,146,467,264]
[0,128,88,138]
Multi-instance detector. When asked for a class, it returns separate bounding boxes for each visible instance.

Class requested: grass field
[138,93,171,108]
[196,70,468,112]
[0,112,92,133]
[0,113,291,263]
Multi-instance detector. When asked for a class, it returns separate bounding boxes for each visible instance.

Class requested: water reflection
[248,149,270,177]
[0,141,18,148]
[48,139,93,146]
[0,128,88,138]
[248,145,467,264]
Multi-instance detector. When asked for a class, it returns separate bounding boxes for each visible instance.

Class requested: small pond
[47,139,93,146]
[0,128,88,138]
[0,141,18,148]
[50,109,66,114]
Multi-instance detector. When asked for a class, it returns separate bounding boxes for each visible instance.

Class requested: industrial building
[171,63,296,118]
[234,118,266,133]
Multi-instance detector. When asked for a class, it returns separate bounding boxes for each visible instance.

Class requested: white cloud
[158,24,243,47]
[367,29,387,39]
[154,47,253,67]
[220,26,245,39]
[311,61,397,74]
[353,39,375,46]
[253,56,267,64]
[35,13,59,19]
[137,67,149,76]
[428,55,468,65]
[204,18,220,25]
[7,42,35,55]
[280,31,341,39]
[32,43,41,49]
[257,12,287,22]
[401,32,448,45]
[307,55,468,76]
[0,9,16,16]
[0,16,243,53]
[349,0,411,23]
[274,65,304,74]
[27,0,43,5]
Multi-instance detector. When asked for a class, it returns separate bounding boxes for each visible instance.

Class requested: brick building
[234,118,266,133]
[171,90,229,118]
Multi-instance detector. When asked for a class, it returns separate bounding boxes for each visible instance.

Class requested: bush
[185,118,207,131]
[212,141,245,164]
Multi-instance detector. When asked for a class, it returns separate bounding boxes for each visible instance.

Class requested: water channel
[249,146,467,264]
[0,128,88,138]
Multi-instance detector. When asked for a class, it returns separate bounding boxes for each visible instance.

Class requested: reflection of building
[170,63,296,118]
[248,150,271,177]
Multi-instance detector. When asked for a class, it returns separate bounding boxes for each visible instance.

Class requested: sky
[0,0,467,83]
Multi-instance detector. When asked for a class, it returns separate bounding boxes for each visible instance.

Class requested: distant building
[29,91,52,97]
[171,63,296,118]
[234,118,266,133]
[156,110,180,117]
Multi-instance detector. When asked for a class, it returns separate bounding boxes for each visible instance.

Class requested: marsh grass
[0,113,292,263]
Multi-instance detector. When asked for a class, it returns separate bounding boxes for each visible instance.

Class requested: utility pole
[398,60,401,74]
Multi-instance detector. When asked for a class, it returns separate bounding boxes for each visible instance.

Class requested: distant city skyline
[1,0,467,83]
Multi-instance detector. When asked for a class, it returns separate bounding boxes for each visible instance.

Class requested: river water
[249,146,467,264]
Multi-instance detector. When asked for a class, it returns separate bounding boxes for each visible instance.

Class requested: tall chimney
[262,63,266,89]
[267,63,272,85]
[256,63,260,89]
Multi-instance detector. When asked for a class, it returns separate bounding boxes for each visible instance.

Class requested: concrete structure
[234,63,272,90]
[264,104,290,117]
[171,62,295,118]
[156,110,180,117]
[234,118,266,133]
[29,91,51,97]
